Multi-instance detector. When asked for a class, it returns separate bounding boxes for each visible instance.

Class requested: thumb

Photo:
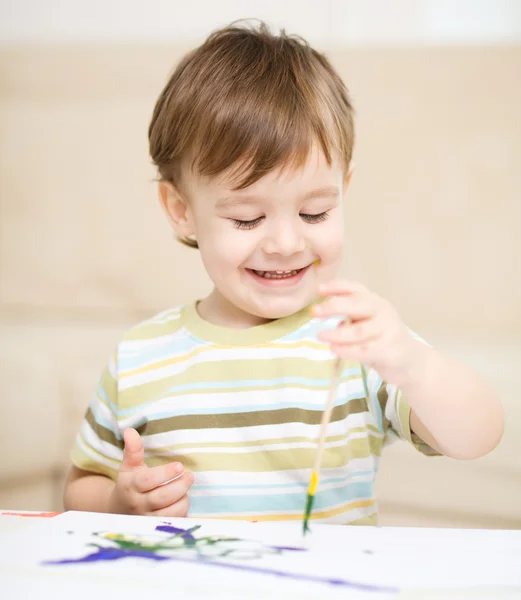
[121,428,145,471]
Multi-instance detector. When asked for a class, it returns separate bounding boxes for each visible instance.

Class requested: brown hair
[148,21,355,248]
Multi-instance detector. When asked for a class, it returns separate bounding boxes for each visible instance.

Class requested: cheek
[314,217,344,258]
[198,226,258,270]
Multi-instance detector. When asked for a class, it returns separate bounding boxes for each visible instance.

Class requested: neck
[197,288,272,329]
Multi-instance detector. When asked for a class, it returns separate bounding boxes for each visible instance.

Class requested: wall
[0,1,519,527]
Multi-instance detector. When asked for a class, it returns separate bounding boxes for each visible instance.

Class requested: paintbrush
[302,356,344,535]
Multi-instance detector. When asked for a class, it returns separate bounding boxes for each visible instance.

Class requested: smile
[246,264,313,287]
[250,269,303,279]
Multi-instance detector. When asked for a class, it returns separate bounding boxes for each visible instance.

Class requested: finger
[147,494,190,518]
[121,428,145,472]
[318,318,382,346]
[134,461,185,493]
[313,294,377,321]
[318,280,368,297]
[331,340,377,362]
[144,472,194,512]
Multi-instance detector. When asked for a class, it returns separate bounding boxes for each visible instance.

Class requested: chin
[250,298,310,320]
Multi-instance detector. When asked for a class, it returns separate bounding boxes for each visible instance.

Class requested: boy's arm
[402,342,504,460]
[315,280,504,461]
[63,466,115,513]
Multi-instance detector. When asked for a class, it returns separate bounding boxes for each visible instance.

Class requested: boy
[64,22,503,525]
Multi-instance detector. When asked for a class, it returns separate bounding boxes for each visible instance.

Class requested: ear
[158,180,195,240]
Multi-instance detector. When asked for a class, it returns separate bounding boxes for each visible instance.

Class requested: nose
[261,219,306,256]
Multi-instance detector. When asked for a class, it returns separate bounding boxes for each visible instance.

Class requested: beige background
[0,43,520,528]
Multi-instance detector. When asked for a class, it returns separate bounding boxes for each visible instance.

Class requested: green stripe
[134,398,368,436]
[139,427,382,452]
[145,436,383,471]
[377,382,392,432]
[122,313,183,341]
[70,441,119,481]
[119,358,362,408]
[85,408,123,450]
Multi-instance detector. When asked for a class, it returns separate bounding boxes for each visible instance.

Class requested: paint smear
[43,522,396,593]
[2,511,61,518]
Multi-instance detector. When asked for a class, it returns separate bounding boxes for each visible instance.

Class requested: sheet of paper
[0,511,519,599]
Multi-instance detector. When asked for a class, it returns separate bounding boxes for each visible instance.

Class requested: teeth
[252,269,300,279]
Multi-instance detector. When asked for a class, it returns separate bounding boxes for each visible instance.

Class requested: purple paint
[44,547,169,564]
[42,523,394,593]
[156,524,197,540]
[271,545,306,552]
[165,554,398,593]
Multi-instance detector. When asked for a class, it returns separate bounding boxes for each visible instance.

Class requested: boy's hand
[314,280,423,387]
[108,428,193,517]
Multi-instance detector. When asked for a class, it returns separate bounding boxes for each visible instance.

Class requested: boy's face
[161,147,348,326]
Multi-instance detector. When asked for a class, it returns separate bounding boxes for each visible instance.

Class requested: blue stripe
[280,317,343,342]
[189,480,373,515]
[138,395,365,421]
[119,335,206,371]
[95,385,118,415]
[116,382,365,418]
[191,471,375,492]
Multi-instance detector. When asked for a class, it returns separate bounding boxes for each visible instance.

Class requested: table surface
[1,510,520,600]
[0,510,61,534]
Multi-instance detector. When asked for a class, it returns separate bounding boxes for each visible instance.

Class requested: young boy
[64,22,503,525]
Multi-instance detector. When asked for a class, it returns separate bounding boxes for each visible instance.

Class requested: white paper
[0,511,519,599]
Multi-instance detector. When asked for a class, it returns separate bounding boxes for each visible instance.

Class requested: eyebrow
[215,186,340,209]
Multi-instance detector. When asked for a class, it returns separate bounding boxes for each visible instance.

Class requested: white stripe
[145,432,373,457]
[149,307,182,323]
[187,462,377,486]
[118,345,335,388]
[385,384,404,436]
[119,381,367,417]
[120,332,181,353]
[312,503,377,525]
[90,394,118,425]
[126,411,379,446]
[75,433,121,471]
[81,421,124,462]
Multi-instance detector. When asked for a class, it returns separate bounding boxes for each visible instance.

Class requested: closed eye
[231,211,329,230]
[231,217,264,230]
[300,211,329,224]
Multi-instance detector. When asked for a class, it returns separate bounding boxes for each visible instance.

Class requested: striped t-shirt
[71,301,436,525]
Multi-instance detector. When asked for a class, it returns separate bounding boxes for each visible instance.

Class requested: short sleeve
[378,379,441,456]
[70,350,124,480]
[362,329,442,457]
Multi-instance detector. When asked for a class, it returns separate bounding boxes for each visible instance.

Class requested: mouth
[245,263,315,287]
[249,268,305,280]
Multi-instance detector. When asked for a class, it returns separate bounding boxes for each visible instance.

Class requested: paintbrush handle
[312,357,343,473]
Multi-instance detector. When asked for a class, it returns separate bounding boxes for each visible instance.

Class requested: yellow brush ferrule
[307,470,319,496]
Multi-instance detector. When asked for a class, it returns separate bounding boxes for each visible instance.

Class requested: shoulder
[121,306,185,344]
[114,305,192,370]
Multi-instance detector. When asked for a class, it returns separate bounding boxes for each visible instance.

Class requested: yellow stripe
[307,470,319,496]
[119,339,338,379]
[198,499,376,523]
